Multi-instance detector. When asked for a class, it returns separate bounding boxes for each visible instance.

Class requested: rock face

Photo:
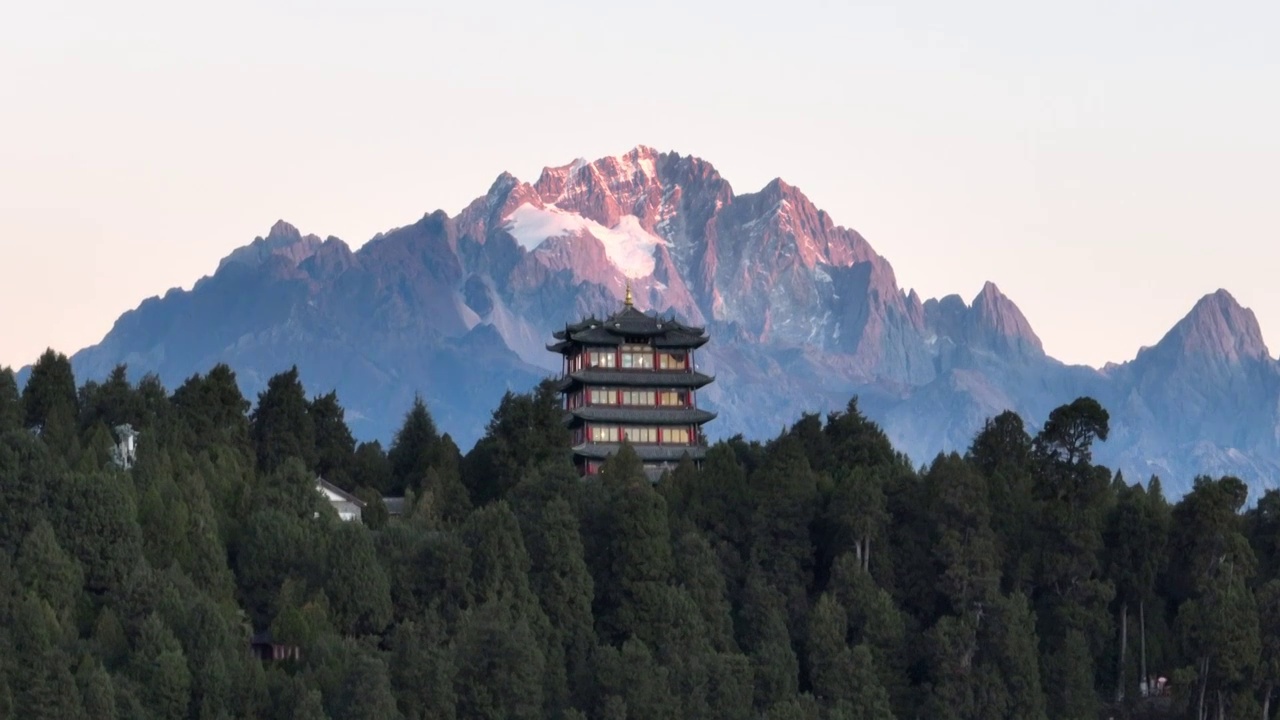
[56,147,1280,498]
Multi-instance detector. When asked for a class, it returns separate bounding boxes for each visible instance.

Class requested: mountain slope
[57,147,1280,498]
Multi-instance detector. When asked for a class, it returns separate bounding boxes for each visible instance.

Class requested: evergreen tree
[334,653,402,720]
[53,469,142,594]
[591,445,674,646]
[352,440,393,494]
[21,348,77,432]
[0,367,22,434]
[523,495,596,705]
[461,379,572,506]
[968,410,1038,592]
[324,521,393,636]
[926,453,999,616]
[171,363,252,460]
[1256,580,1280,720]
[10,594,85,720]
[310,390,356,488]
[738,566,800,711]
[75,655,117,720]
[250,367,317,473]
[0,431,58,554]
[748,435,819,635]
[77,364,141,432]
[387,619,456,720]
[845,644,895,720]
[1104,480,1168,700]
[452,601,546,720]
[387,396,451,495]
[807,593,856,707]
[16,519,84,626]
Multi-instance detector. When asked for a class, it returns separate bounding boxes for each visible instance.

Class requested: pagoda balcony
[570,443,708,463]
[564,406,717,426]
[557,369,715,390]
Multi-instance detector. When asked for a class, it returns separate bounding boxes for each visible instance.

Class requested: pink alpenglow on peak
[1158,289,1271,363]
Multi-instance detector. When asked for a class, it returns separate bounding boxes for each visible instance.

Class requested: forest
[0,348,1277,720]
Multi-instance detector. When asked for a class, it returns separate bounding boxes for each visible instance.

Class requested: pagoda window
[657,391,688,406]
[620,344,654,369]
[620,390,656,406]
[661,427,691,444]
[588,350,617,368]
[590,425,620,442]
[589,388,617,405]
[622,426,658,443]
[657,352,688,370]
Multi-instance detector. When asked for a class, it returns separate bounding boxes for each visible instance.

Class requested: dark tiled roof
[557,369,715,391]
[549,307,708,352]
[572,443,708,462]
[566,406,717,425]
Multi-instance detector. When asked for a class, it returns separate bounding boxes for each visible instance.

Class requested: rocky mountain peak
[216,220,324,274]
[529,146,666,230]
[968,281,1043,355]
[267,219,302,242]
[1156,289,1271,363]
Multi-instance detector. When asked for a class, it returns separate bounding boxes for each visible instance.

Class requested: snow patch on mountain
[503,203,665,278]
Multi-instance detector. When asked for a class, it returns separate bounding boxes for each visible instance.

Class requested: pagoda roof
[565,406,717,426]
[557,369,715,391]
[548,306,708,352]
[571,443,708,462]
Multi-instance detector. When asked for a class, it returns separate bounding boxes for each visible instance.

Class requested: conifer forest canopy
[0,348,1278,720]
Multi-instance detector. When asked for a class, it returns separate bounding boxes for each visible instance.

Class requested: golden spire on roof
[624,280,634,308]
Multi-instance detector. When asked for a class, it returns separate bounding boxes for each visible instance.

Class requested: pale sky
[2,0,1278,371]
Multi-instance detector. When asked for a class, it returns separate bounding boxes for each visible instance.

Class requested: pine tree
[310,391,357,489]
[75,655,117,720]
[171,363,252,461]
[324,521,393,636]
[807,593,855,707]
[334,653,402,720]
[250,367,317,473]
[0,367,22,435]
[388,396,451,495]
[846,644,895,720]
[21,349,77,432]
[452,601,546,720]
[523,496,596,706]
[387,619,457,720]
[748,435,819,636]
[592,446,674,646]
[460,379,572,506]
[738,566,799,711]
[16,520,84,626]
[53,469,142,594]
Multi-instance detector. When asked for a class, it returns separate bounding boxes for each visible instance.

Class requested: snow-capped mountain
[58,146,1280,498]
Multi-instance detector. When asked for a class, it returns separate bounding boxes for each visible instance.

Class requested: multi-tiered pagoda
[547,286,716,480]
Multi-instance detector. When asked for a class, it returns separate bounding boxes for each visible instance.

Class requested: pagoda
[547,284,716,480]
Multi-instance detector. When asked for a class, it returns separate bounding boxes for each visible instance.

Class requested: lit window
[590,425,620,442]
[621,390,655,405]
[623,426,658,443]
[589,388,617,405]
[620,344,654,369]
[658,352,687,370]
[589,350,617,368]
[658,391,687,406]
[662,427,691,444]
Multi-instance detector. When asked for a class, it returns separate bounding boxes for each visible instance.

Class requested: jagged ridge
[54,146,1280,498]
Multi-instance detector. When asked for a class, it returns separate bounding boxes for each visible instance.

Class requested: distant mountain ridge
[47,146,1280,498]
